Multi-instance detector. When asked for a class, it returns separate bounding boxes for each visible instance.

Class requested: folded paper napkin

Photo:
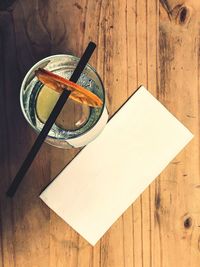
[40,86,193,245]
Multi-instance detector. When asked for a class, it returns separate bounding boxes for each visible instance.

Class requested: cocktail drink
[20,55,108,149]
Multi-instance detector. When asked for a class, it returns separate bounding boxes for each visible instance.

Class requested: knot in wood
[184,217,192,229]
[171,5,192,26]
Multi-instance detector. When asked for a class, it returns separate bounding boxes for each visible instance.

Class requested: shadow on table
[0,0,74,240]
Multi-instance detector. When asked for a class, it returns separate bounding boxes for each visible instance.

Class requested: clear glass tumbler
[20,55,108,149]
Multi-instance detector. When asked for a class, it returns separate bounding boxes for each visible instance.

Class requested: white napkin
[40,86,193,245]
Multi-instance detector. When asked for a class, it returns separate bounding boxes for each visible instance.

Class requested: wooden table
[0,0,199,266]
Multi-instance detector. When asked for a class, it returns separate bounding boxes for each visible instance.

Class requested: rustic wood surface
[0,0,199,266]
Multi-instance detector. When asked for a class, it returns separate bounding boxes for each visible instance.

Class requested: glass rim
[20,54,106,141]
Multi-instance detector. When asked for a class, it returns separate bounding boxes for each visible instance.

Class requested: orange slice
[35,68,103,108]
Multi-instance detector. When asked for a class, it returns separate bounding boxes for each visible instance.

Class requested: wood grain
[0,0,199,266]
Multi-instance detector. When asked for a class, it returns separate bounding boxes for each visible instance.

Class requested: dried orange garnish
[35,68,103,108]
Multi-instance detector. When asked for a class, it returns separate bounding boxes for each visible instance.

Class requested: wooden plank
[157,1,200,266]
[0,3,51,267]
[133,1,148,267]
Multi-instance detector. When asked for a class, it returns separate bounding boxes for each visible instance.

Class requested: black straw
[7,42,96,197]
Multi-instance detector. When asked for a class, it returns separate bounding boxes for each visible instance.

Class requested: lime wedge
[36,85,60,123]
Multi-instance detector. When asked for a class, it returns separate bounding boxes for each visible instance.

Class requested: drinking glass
[20,54,108,149]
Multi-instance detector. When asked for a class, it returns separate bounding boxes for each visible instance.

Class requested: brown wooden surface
[0,0,200,266]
